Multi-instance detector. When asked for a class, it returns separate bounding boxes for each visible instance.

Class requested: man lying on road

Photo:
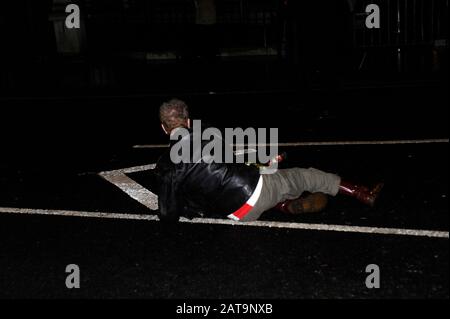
[150,99,383,222]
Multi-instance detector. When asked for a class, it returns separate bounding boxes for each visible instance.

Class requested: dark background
[0,1,448,301]
[0,0,448,170]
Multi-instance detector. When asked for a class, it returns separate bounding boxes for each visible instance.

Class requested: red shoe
[339,181,384,207]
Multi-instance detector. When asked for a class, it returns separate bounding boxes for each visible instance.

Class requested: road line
[133,139,449,149]
[99,164,157,176]
[99,170,158,210]
[0,207,448,239]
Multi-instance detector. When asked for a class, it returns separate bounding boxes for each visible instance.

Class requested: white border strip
[132,139,449,149]
[0,207,448,239]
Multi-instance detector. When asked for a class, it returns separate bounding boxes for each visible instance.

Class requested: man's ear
[187,119,191,129]
[161,123,169,135]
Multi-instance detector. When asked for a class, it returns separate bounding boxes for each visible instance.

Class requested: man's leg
[240,167,340,221]
[278,167,341,198]
[242,167,383,221]
[275,169,384,215]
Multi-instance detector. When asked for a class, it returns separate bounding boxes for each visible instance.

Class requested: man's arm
[157,169,181,223]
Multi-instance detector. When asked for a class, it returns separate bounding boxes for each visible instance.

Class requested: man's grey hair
[159,99,190,132]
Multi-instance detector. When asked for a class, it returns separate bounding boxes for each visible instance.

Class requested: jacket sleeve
[157,168,181,223]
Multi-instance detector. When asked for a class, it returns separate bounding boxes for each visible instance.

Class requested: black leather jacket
[152,129,260,222]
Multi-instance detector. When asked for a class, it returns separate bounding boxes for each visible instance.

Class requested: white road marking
[99,164,157,176]
[234,148,258,155]
[133,144,169,149]
[0,207,448,239]
[99,171,158,210]
[99,164,160,210]
[132,139,449,149]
